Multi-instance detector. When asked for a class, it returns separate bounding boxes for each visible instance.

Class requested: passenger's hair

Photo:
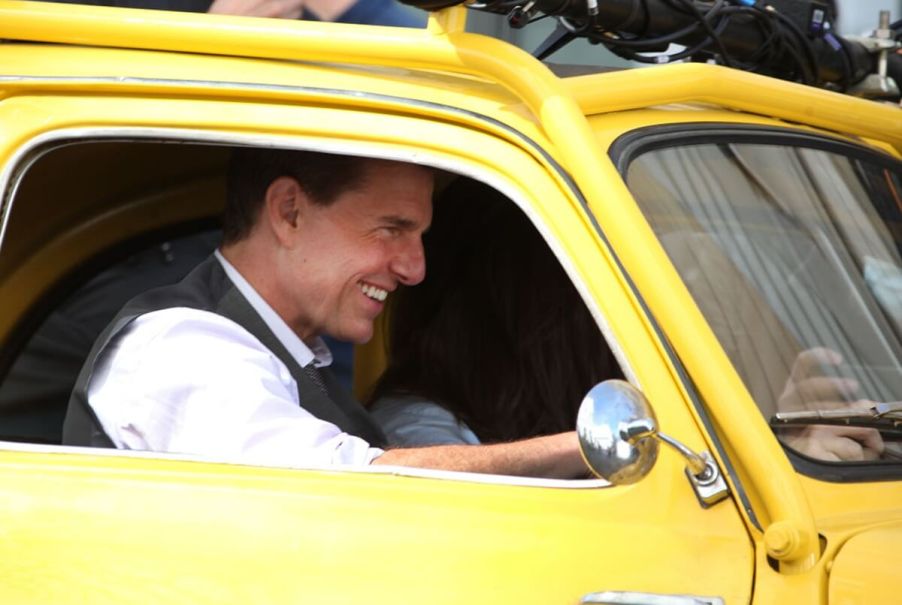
[222,147,371,244]
[368,179,622,442]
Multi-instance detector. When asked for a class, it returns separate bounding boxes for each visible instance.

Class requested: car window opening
[0,141,624,464]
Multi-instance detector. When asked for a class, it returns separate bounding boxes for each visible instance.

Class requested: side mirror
[575,379,659,485]
[576,380,730,506]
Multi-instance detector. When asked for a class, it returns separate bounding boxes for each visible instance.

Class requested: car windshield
[625,136,902,464]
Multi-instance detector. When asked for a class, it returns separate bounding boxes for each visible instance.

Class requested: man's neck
[218,243,316,344]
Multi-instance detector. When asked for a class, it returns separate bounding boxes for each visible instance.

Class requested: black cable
[527,13,552,25]
[659,0,701,17]
[593,0,734,65]
[606,33,720,63]
[712,4,816,85]
[612,0,648,34]
[826,30,854,90]
[671,0,734,67]
[765,7,821,84]
[559,15,592,35]
[596,24,704,49]
[587,6,707,49]
[718,5,779,64]
[738,6,796,77]
[469,0,874,92]
[780,38,813,81]
[634,0,654,39]
[590,1,715,48]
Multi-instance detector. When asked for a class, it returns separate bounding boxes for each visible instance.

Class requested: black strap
[215,286,387,447]
[64,255,387,448]
[303,363,329,394]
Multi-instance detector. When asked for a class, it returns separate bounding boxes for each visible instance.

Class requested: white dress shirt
[87,251,384,467]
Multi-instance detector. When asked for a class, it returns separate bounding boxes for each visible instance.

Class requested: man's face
[284,160,433,344]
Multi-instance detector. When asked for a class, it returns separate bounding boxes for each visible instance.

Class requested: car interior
[0,139,623,448]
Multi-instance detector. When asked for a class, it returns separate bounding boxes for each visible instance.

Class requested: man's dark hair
[222,147,370,244]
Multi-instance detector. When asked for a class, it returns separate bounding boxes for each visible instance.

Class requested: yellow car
[0,1,899,603]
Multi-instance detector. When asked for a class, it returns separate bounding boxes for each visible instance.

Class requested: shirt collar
[214,250,332,368]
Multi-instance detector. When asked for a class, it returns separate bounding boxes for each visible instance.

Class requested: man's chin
[350,333,373,345]
[334,325,374,345]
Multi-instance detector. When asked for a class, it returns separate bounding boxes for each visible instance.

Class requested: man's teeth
[360,283,388,302]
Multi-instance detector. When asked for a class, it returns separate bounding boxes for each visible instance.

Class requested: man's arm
[372,432,587,479]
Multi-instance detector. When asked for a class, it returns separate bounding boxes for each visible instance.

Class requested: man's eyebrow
[379,216,420,230]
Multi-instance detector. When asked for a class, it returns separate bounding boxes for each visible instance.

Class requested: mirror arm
[652,431,729,507]
[656,433,711,480]
[580,381,730,508]
[622,420,710,480]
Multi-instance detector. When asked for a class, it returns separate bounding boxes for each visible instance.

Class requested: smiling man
[63,148,588,479]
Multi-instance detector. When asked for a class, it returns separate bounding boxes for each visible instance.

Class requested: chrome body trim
[582,592,724,605]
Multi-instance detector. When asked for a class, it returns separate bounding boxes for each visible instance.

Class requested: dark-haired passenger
[369,180,623,446]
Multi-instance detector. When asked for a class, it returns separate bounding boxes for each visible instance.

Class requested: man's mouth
[359,281,388,302]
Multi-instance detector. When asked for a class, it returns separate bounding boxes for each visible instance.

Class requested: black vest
[62,255,386,448]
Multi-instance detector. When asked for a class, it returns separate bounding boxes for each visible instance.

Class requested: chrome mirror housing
[576,380,659,485]
[577,380,731,507]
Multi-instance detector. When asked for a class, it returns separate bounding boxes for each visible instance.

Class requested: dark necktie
[303,362,329,395]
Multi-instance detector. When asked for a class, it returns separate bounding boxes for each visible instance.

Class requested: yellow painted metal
[0,87,642,386]
[0,445,752,605]
[0,92,754,605]
[1,0,899,591]
[580,91,902,594]
[828,524,902,605]
[0,44,525,122]
[583,101,902,577]
[585,104,864,553]
[427,3,468,34]
[800,476,902,521]
[572,128,821,571]
[567,63,902,154]
[7,2,832,569]
[0,0,825,569]
[735,480,902,604]
[0,93,699,459]
[0,1,574,172]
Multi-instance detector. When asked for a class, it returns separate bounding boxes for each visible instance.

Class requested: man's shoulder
[119,254,227,316]
[105,306,287,383]
[126,306,262,351]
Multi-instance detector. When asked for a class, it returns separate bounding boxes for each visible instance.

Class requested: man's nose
[391,238,426,286]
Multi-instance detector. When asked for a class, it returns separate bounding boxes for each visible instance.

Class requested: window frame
[611,122,902,482]
[0,128,624,489]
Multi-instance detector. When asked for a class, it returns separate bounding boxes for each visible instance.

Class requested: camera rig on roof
[401,0,902,102]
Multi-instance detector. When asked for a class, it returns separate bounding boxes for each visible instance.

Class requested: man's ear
[263,176,306,247]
